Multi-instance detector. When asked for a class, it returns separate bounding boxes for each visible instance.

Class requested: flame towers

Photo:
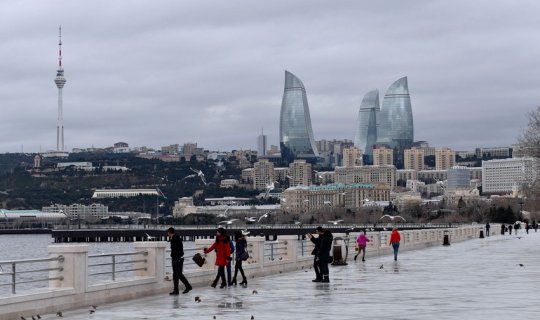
[54,26,66,152]
[279,71,319,162]
[354,89,380,158]
[376,76,414,167]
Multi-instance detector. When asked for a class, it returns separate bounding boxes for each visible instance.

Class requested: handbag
[192,253,205,267]
[240,251,249,261]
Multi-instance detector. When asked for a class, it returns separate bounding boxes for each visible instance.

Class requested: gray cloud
[1,0,539,153]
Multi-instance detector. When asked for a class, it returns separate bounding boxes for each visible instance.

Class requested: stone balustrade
[0,224,490,320]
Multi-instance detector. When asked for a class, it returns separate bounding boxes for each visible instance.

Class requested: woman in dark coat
[232,230,248,286]
[204,228,231,288]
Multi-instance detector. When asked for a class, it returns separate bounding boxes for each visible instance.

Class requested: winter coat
[169,234,184,259]
[204,236,231,266]
[356,234,370,247]
[389,230,401,244]
[235,238,247,261]
[317,230,333,262]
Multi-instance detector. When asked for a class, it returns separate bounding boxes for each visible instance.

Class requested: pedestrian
[226,238,235,286]
[508,224,513,235]
[354,230,370,262]
[525,222,530,234]
[500,224,505,235]
[308,226,333,283]
[485,222,490,237]
[166,227,192,295]
[232,230,248,286]
[308,229,322,282]
[389,227,401,261]
[514,222,519,235]
[204,227,231,288]
[534,220,538,233]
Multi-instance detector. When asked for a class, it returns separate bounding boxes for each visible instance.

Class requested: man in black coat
[167,227,192,295]
[309,226,334,283]
[308,230,322,282]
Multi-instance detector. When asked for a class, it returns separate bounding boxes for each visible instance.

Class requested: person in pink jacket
[354,231,370,261]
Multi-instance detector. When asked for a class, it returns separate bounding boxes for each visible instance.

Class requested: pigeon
[32,317,36,320]
[379,264,384,269]
[251,316,255,320]
[213,316,216,320]
[56,312,63,317]
[20,317,26,320]
[195,296,201,302]
[252,290,258,294]
[519,264,524,267]
[37,315,41,319]
[89,310,95,314]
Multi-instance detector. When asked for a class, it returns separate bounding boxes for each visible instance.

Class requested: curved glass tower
[279,71,319,162]
[377,76,414,168]
[354,89,379,157]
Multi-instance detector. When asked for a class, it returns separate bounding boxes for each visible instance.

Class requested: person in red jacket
[389,227,401,261]
[204,227,232,288]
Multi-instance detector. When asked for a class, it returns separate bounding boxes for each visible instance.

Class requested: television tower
[54,26,66,151]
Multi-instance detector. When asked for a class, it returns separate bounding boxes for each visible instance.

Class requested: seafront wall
[0,225,489,320]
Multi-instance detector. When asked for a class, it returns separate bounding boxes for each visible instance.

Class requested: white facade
[92,189,159,198]
[482,157,537,195]
[447,166,471,191]
[42,203,108,220]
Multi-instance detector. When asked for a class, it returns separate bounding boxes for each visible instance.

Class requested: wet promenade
[54,232,540,320]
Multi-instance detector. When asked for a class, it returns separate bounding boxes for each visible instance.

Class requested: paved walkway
[49,232,540,319]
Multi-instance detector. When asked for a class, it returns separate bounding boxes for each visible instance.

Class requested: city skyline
[1,0,539,153]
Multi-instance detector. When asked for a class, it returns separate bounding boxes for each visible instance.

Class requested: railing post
[11,263,15,294]
[48,244,89,293]
[133,241,167,279]
[112,255,116,281]
[280,235,298,262]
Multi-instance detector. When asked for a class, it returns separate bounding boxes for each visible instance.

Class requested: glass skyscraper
[279,71,319,162]
[377,76,414,168]
[354,89,380,158]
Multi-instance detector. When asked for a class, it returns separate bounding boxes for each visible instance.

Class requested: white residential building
[482,157,537,195]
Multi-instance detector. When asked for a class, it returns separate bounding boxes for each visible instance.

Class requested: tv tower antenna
[54,26,66,151]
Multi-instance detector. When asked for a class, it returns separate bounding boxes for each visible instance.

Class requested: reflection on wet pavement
[56,233,540,319]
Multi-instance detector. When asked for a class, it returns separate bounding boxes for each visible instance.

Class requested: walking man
[167,227,192,295]
[309,226,333,283]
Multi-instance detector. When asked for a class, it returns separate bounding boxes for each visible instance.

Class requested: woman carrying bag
[232,230,248,286]
[204,227,231,288]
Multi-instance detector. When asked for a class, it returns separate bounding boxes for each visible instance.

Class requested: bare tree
[517,106,540,213]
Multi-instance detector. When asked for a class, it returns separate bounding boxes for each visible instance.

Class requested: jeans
[213,266,226,286]
[233,259,246,282]
[392,243,400,261]
[313,256,321,280]
[172,258,191,292]
[226,261,232,284]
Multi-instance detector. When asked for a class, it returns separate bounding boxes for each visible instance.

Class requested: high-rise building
[377,77,414,168]
[343,147,363,167]
[252,159,275,190]
[257,130,267,157]
[435,147,456,170]
[373,146,394,166]
[288,159,312,187]
[404,147,424,172]
[54,26,66,152]
[279,71,319,162]
[354,90,379,159]
[482,157,537,195]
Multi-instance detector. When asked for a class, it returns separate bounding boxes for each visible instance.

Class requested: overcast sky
[1,0,539,153]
